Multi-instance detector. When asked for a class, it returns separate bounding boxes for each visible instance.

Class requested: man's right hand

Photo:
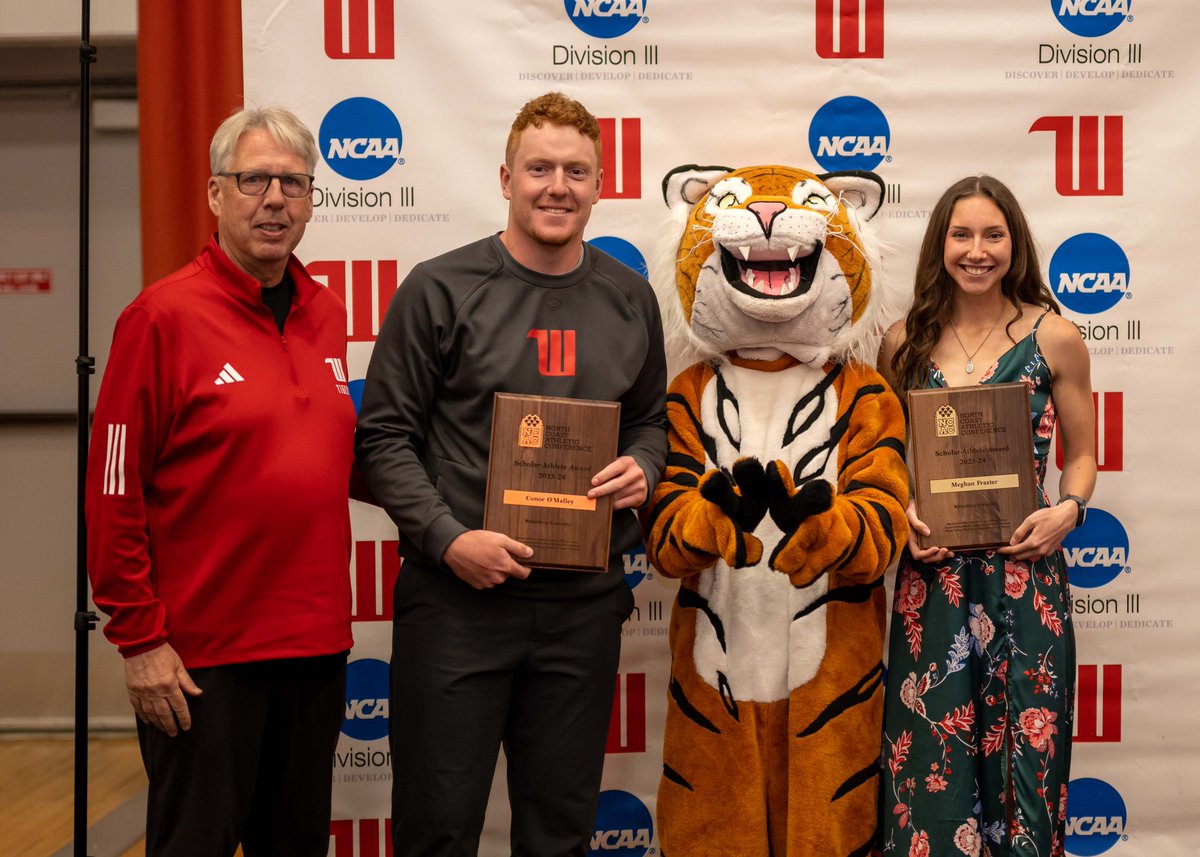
[443,530,533,590]
[124,643,202,737]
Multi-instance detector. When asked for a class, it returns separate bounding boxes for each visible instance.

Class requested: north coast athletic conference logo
[1028,115,1123,196]
[934,404,958,438]
[1053,0,1132,38]
[1049,233,1130,314]
[809,96,891,172]
[566,0,647,39]
[1065,778,1128,855]
[815,0,884,59]
[319,97,404,181]
[519,413,545,448]
[323,0,394,59]
[1061,508,1129,589]
[590,790,654,855]
[342,658,390,741]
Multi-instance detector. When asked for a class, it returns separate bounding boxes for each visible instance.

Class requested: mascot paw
[698,458,769,532]
[765,461,834,533]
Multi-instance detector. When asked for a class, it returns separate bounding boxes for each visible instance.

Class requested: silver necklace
[949,304,1006,374]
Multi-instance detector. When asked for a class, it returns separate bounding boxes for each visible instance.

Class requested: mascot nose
[747,201,788,237]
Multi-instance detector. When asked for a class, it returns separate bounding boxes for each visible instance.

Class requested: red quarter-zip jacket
[86,237,355,668]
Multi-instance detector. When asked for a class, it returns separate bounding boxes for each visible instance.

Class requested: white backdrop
[243,2,1199,855]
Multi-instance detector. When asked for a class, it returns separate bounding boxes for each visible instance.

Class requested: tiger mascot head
[650,164,896,372]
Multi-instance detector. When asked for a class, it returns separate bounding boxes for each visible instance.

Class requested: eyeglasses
[217,171,315,198]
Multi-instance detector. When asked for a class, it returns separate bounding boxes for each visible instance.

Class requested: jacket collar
[198,234,321,310]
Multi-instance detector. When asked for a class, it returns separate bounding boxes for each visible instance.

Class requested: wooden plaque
[907,383,1038,551]
[483,393,621,572]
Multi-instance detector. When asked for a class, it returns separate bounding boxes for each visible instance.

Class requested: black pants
[137,652,347,857]
[390,565,634,857]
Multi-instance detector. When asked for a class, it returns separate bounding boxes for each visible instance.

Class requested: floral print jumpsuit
[882,312,1075,857]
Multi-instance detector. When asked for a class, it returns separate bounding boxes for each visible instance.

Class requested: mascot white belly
[693,361,837,701]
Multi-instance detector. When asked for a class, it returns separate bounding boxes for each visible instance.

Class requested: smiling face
[669,165,883,362]
[207,128,313,287]
[499,121,602,274]
[942,195,1012,299]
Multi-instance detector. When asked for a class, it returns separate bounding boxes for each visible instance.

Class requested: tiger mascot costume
[644,165,909,857]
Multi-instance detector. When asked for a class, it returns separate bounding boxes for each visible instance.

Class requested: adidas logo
[214,363,245,385]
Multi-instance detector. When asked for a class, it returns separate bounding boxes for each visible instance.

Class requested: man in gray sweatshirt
[355,91,667,857]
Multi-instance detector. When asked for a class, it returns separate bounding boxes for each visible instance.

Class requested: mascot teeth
[720,243,821,299]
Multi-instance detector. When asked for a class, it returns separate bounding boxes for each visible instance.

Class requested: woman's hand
[999,501,1077,562]
[906,498,955,563]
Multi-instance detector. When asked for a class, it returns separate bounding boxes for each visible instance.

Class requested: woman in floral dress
[878,176,1096,857]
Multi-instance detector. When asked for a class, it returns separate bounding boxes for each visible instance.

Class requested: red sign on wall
[0,268,51,294]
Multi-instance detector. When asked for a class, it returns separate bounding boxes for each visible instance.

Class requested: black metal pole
[74,0,98,853]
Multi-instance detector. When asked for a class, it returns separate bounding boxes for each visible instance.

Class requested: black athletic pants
[136,651,347,857]
[389,564,634,857]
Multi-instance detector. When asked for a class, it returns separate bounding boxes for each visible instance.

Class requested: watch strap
[1058,494,1087,528]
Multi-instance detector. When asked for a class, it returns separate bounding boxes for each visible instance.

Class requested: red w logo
[350,540,402,622]
[330,818,393,856]
[308,259,400,343]
[606,673,647,754]
[815,0,884,59]
[598,118,641,200]
[1056,392,1122,472]
[1029,115,1123,196]
[527,329,577,377]
[1074,664,1121,743]
[324,0,395,60]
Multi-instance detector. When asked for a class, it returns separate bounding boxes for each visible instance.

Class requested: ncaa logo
[1062,509,1129,589]
[1053,0,1131,38]
[1066,778,1128,855]
[342,658,390,741]
[809,96,891,172]
[620,545,649,588]
[590,790,653,855]
[566,0,647,39]
[319,97,404,181]
[588,236,648,279]
[348,379,366,413]
[1049,234,1130,315]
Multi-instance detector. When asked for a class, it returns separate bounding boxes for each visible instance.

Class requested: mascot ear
[662,164,733,210]
[820,170,885,221]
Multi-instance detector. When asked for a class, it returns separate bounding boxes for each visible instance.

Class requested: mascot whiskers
[644,165,909,857]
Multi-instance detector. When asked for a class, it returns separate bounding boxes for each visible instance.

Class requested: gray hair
[209,106,319,175]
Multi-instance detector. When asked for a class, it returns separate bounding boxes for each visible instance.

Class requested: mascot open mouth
[719,243,823,300]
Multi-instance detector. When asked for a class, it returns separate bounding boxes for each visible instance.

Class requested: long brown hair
[891,175,1061,397]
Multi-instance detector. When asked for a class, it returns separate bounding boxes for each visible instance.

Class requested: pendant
[965,360,975,374]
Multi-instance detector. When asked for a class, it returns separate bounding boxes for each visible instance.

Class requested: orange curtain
[138,1,243,287]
